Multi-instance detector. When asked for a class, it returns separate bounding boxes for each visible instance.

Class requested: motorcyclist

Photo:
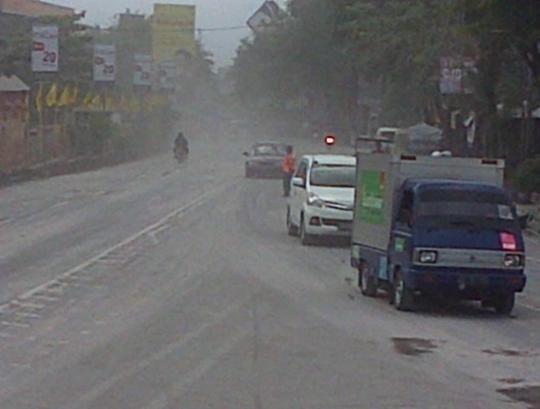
[174,132,189,158]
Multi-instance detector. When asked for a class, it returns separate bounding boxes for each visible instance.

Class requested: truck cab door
[389,188,415,282]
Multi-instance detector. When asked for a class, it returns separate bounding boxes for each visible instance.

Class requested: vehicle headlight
[418,251,438,264]
[504,254,524,267]
[307,193,325,208]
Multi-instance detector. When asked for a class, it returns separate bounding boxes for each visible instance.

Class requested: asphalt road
[0,130,539,409]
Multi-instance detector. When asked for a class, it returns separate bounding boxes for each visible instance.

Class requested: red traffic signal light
[324,135,336,146]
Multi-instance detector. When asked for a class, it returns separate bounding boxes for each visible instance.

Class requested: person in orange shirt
[282,145,296,197]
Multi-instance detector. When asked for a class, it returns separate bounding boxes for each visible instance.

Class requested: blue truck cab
[350,153,527,315]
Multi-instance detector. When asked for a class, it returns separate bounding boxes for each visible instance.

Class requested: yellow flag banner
[45,83,58,108]
[105,94,114,111]
[57,85,71,107]
[35,84,44,114]
[70,86,79,106]
[91,94,103,110]
[82,92,93,108]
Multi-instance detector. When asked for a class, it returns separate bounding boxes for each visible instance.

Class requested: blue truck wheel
[394,272,415,311]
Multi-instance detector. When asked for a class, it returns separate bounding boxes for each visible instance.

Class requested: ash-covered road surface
[0,129,539,409]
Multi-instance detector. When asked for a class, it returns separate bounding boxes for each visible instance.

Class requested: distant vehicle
[356,125,443,155]
[349,150,527,315]
[243,142,290,178]
[287,154,356,245]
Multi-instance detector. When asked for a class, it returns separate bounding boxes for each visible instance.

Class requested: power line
[197,26,249,32]
[110,26,250,34]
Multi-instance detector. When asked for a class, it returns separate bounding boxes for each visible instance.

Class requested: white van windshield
[310,166,356,188]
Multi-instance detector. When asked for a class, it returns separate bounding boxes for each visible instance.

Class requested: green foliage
[71,113,115,155]
[514,156,540,194]
[232,0,357,135]
[233,0,540,160]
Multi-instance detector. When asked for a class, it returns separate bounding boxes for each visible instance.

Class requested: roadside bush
[513,156,540,195]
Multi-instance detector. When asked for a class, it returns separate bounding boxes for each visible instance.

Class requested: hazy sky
[58,0,286,66]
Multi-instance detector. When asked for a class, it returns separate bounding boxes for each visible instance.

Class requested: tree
[232,0,540,160]
[233,0,357,136]
[459,0,540,158]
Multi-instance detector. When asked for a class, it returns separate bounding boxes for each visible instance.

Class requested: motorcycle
[174,145,189,164]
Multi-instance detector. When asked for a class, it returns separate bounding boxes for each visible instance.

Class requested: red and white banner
[32,25,59,72]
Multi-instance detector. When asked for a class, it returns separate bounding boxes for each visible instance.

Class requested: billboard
[440,56,477,95]
[32,25,59,72]
[133,54,152,86]
[158,61,178,90]
[152,4,196,65]
[94,45,116,82]
[247,1,280,33]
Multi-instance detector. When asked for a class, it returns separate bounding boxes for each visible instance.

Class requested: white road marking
[71,275,95,283]
[43,287,64,296]
[64,298,246,409]
[17,302,45,310]
[142,328,249,409]
[0,332,14,339]
[31,295,59,302]
[14,312,41,320]
[1,321,30,329]
[0,180,236,323]
[147,232,160,245]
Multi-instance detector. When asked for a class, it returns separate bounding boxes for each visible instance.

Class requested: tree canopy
[232,0,540,159]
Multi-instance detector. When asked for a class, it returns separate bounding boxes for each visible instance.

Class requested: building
[0,0,74,18]
[0,0,76,51]
[0,74,30,172]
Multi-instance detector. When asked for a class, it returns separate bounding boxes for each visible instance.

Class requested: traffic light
[324,135,336,146]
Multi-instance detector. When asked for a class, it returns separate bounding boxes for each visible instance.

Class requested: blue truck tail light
[500,232,517,251]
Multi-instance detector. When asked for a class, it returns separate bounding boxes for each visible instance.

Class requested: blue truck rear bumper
[409,267,526,296]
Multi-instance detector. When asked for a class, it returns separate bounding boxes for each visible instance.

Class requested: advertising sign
[158,61,178,90]
[440,56,477,95]
[247,1,280,33]
[94,45,116,82]
[358,171,386,225]
[152,4,196,65]
[32,25,59,72]
[133,54,152,86]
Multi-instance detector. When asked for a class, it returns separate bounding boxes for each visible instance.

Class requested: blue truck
[350,152,527,315]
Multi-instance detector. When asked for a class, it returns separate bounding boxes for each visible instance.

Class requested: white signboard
[94,45,116,82]
[247,1,280,33]
[158,61,177,90]
[133,54,152,86]
[32,25,59,72]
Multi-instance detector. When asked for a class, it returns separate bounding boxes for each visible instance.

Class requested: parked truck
[349,149,527,315]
